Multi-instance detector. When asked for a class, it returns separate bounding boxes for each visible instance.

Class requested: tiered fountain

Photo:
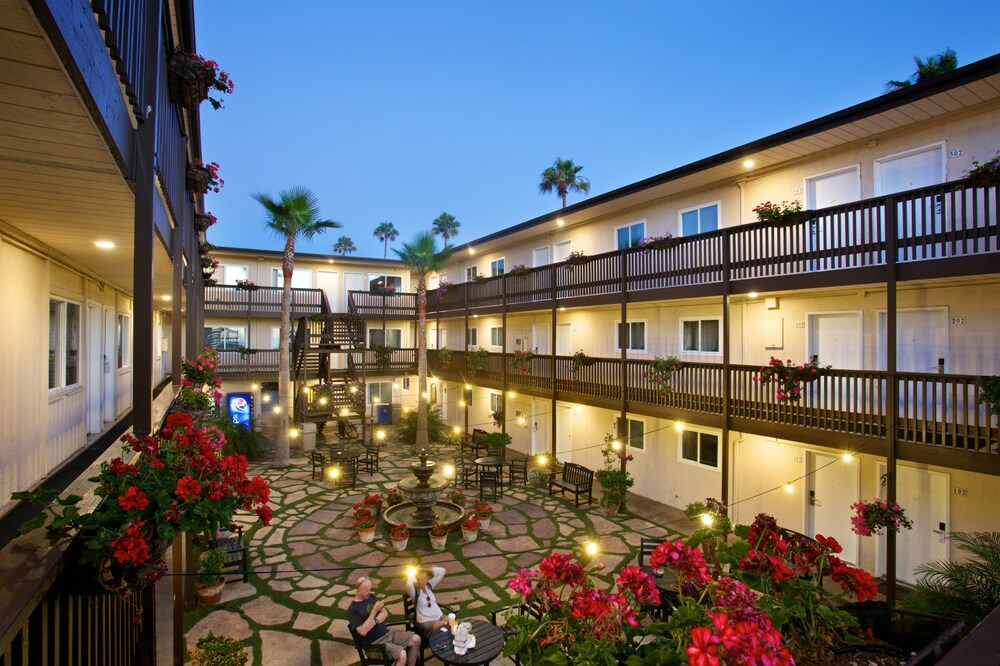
[383,449,465,534]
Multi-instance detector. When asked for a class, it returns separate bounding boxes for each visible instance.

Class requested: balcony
[428,350,999,476]
[204,285,328,318]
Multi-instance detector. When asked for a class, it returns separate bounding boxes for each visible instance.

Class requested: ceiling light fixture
[743,159,755,168]
[95,241,115,249]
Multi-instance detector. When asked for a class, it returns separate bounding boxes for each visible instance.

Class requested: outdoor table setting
[474,456,504,472]
[429,617,506,666]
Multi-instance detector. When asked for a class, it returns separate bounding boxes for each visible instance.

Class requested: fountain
[383,449,466,534]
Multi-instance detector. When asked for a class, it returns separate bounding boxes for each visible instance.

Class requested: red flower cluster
[111,520,150,565]
[686,611,793,666]
[109,457,138,476]
[538,552,586,587]
[117,486,149,512]
[615,565,660,606]
[649,540,713,594]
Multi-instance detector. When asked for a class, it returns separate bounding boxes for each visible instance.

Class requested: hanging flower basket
[167,49,210,110]
[186,161,223,194]
[194,213,217,232]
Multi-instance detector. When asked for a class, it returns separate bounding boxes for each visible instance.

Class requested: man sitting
[348,575,421,666]
[406,565,449,634]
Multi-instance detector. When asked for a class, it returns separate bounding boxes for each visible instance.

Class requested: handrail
[204,285,326,315]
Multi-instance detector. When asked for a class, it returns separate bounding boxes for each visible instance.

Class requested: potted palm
[389,523,409,552]
[461,515,481,542]
[194,548,227,605]
[354,507,377,543]
[429,523,451,551]
[473,501,493,530]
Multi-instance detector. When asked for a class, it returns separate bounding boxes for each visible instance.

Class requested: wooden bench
[461,428,490,458]
[548,462,594,507]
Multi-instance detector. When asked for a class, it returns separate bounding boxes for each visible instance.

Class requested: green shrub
[190,633,248,666]
[210,416,269,460]
[197,548,226,586]
[397,405,446,445]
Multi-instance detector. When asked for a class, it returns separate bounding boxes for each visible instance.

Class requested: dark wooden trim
[898,442,1000,477]
[885,196,899,605]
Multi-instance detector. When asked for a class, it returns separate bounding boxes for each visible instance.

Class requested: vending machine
[227,392,254,432]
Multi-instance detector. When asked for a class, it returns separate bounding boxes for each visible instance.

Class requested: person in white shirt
[406,566,448,633]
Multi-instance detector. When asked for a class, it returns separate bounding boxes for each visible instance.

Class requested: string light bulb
[459,400,466,407]
[464,384,472,391]
[403,407,410,414]
[251,383,259,391]
[422,392,429,400]
[701,514,715,527]
[842,453,853,462]
[319,397,328,405]
[585,542,599,557]
[517,416,526,426]
[443,464,455,478]
[340,407,349,416]
[406,565,417,580]
[350,386,358,394]
[538,455,548,467]
[328,468,340,480]
[273,405,281,414]
[377,430,386,441]
[507,391,515,399]
[674,422,685,431]
[611,440,622,451]
[262,394,271,403]
[289,428,299,439]
[453,426,461,434]
[784,482,794,493]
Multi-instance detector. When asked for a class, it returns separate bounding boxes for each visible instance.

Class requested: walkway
[182,434,696,664]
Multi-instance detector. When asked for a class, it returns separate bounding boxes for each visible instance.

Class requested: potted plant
[361,493,383,518]
[234,278,257,292]
[194,548,227,605]
[645,355,682,396]
[467,347,489,378]
[595,469,633,515]
[637,234,679,255]
[489,410,505,429]
[508,263,530,277]
[472,500,493,530]
[977,375,1000,428]
[429,522,451,551]
[167,50,234,111]
[354,507,376,543]
[385,488,405,508]
[850,499,914,536]
[754,355,830,402]
[436,280,454,301]
[511,349,535,374]
[345,380,366,411]
[461,515,480,542]
[753,200,808,227]
[371,344,392,372]
[186,160,223,194]
[446,488,467,510]
[194,212,217,232]
[389,523,409,551]
[437,346,453,371]
[965,149,1000,188]
[471,274,489,283]
[189,632,248,666]
[483,431,511,456]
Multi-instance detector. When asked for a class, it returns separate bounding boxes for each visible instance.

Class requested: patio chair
[347,622,397,666]
[359,445,380,475]
[402,593,456,665]
[478,468,503,501]
[506,457,527,485]
[309,451,328,480]
[454,456,478,487]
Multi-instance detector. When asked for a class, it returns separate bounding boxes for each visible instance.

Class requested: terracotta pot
[461,527,478,543]
[603,504,620,516]
[357,526,376,543]
[429,534,448,551]
[391,536,408,552]
[195,580,225,605]
[478,516,492,530]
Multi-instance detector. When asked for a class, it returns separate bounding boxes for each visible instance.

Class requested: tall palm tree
[254,187,339,467]
[393,232,451,452]
[333,236,357,255]
[373,221,399,259]
[886,48,958,91]
[431,212,461,246]
[539,158,591,208]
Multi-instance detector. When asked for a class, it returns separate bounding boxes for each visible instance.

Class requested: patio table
[429,618,505,666]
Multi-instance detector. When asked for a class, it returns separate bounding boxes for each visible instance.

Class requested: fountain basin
[383,501,466,534]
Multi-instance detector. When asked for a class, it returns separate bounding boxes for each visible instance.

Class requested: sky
[194,1,1000,258]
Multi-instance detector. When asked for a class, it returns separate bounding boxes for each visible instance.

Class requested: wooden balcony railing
[154,37,190,225]
[348,291,417,318]
[350,348,417,376]
[204,285,327,315]
[427,350,997,459]
[93,0,152,115]
[216,349,282,375]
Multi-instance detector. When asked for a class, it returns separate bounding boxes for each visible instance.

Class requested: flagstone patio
[181,434,696,665]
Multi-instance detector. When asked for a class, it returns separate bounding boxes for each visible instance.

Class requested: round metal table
[429,618,506,666]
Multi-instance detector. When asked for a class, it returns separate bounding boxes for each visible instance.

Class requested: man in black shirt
[348,575,420,665]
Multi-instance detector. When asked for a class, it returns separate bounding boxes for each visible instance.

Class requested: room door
[532,246,551,268]
[531,323,550,354]
[555,323,572,356]
[317,270,338,312]
[556,403,572,462]
[877,307,948,424]
[103,308,115,421]
[806,451,859,564]
[531,398,548,455]
[344,272,363,310]
[87,304,103,433]
[877,464,949,584]
[808,311,862,409]
[553,240,572,264]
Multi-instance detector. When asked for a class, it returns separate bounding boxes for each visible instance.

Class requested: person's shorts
[418,617,443,634]
[372,629,415,660]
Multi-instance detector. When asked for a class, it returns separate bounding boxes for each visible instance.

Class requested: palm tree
[254,187,339,467]
[373,221,399,259]
[539,158,591,208]
[393,232,451,452]
[431,212,461,246]
[332,236,357,255]
[886,48,958,91]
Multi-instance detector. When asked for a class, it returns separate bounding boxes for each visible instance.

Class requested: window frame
[490,257,505,277]
[490,392,503,413]
[466,327,478,348]
[271,267,312,288]
[369,328,403,348]
[204,325,246,351]
[465,266,478,282]
[48,297,82,390]
[367,381,392,405]
[368,274,402,292]
[116,313,130,369]
[679,317,722,355]
[678,427,721,471]
[678,201,721,237]
[615,320,647,352]
[614,220,646,250]
[489,326,504,348]
[614,416,646,452]
[219,264,248,285]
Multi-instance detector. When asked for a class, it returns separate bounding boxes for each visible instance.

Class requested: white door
[806,166,861,210]
[877,308,947,373]
[556,403,572,462]
[344,272,363,310]
[87,304,103,433]
[553,240,572,264]
[875,144,945,196]
[877,464,949,584]
[429,327,447,350]
[532,323,550,355]
[555,323,572,356]
[317,270,338,311]
[532,246,551,268]
[103,308,115,421]
[531,398,548,454]
[808,312,862,409]
[806,452,859,564]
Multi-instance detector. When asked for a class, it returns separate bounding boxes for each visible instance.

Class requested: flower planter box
[969,173,1000,189]
[646,237,682,251]
[167,49,209,110]
[187,164,212,194]
[773,210,811,227]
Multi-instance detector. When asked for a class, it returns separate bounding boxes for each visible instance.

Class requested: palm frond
[392,231,451,277]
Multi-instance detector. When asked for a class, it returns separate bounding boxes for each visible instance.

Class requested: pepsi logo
[232,397,248,410]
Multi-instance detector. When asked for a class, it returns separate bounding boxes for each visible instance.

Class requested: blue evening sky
[194,1,1000,258]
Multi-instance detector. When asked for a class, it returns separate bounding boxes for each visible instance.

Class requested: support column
[885,198,899,605]
[171,222,183,389]
[618,249,629,509]
[550,264,557,456]
[721,232,732,508]
[501,273,508,434]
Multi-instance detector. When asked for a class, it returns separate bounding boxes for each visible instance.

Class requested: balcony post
[619,249,629,509]
[550,263,558,456]
[171,214,183,388]
[885,197,899,605]
[721,229,732,508]
[501,273,508,434]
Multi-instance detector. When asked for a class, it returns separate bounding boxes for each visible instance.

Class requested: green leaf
[733,523,750,539]
[57,494,83,506]
[15,514,45,535]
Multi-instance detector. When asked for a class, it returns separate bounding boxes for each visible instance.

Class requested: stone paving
[184,434,695,665]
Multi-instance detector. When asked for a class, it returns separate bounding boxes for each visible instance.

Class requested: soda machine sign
[227,392,253,432]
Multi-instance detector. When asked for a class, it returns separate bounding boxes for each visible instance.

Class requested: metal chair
[309,451,328,480]
[335,457,358,488]
[359,445,380,475]
[455,456,478,487]
[208,525,248,583]
[506,458,527,485]
[402,593,455,665]
[478,468,503,501]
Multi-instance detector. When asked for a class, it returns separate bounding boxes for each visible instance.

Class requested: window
[490,326,504,347]
[614,417,646,451]
[679,203,719,236]
[680,429,719,469]
[369,328,402,348]
[368,381,392,405]
[465,266,478,282]
[48,299,81,389]
[681,318,720,353]
[402,377,411,390]
[615,221,645,249]
[466,327,478,347]
[490,258,505,277]
[369,275,402,292]
[269,326,296,349]
[219,264,248,284]
[271,268,312,288]
[490,393,503,413]
[616,321,646,351]
[116,313,130,368]
[204,326,246,351]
